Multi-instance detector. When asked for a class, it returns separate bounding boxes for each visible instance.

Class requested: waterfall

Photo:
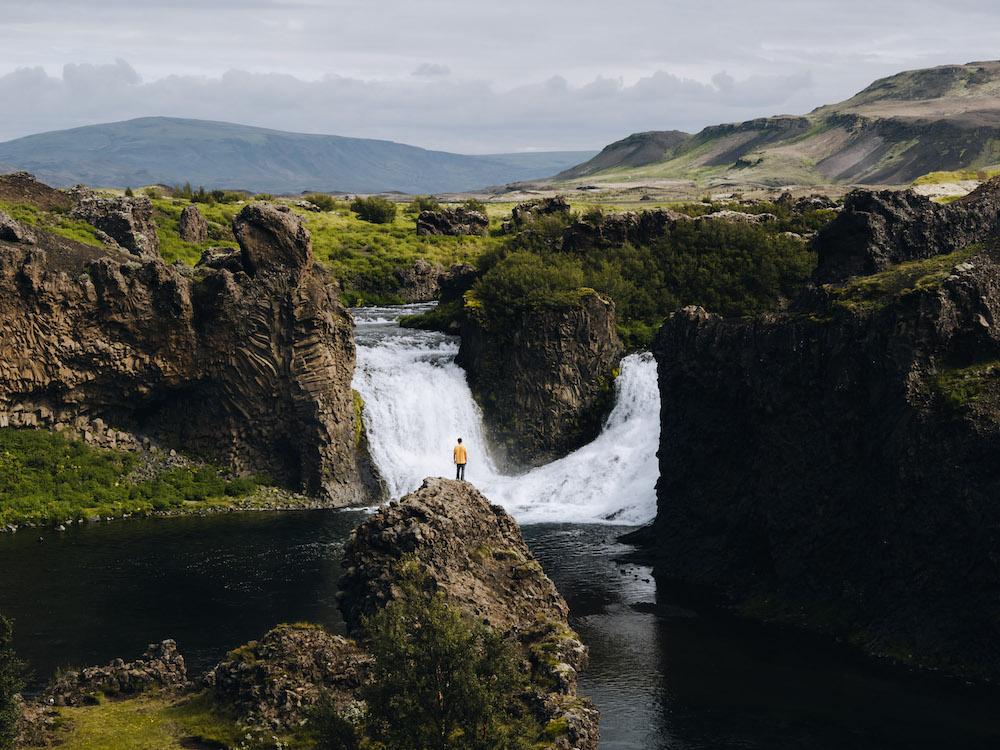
[352,304,660,525]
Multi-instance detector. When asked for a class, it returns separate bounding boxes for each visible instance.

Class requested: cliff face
[457,291,624,469]
[0,196,375,504]
[645,186,1000,678]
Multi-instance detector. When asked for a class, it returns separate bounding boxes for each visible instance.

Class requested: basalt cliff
[641,180,1000,679]
[0,174,375,503]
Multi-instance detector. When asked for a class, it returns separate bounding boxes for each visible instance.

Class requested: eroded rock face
[416,207,488,236]
[646,241,1000,678]
[812,182,1000,283]
[503,196,571,233]
[0,208,36,245]
[178,203,208,243]
[71,192,160,258]
[0,199,374,504]
[458,292,624,469]
[340,477,599,750]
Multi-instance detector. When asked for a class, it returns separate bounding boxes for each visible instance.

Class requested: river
[2,304,1000,749]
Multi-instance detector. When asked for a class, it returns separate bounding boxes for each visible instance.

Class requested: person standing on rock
[453,438,468,481]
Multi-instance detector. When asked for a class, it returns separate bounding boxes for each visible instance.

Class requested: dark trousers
[456,463,466,480]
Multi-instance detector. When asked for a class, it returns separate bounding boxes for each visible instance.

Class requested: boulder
[233,202,312,274]
[71,193,160,258]
[206,625,370,728]
[416,207,489,236]
[503,196,571,233]
[561,208,686,253]
[0,208,36,245]
[391,258,444,302]
[695,208,777,225]
[178,203,209,244]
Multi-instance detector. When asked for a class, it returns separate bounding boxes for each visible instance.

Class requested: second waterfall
[352,304,660,525]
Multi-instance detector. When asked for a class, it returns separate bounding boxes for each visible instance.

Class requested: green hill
[556,61,1000,188]
[0,117,595,194]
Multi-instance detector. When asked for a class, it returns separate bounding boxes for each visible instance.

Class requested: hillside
[0,117,595,194]
[556,61,1000,188]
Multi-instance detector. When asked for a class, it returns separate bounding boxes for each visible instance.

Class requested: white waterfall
[352,304,660,525]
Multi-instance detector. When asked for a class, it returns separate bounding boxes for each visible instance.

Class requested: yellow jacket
[453,444,468,464]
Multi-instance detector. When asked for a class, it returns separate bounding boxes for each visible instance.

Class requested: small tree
[124,186,134,197]
[356,564,534,750]
[405,195,440,215]
[461,198,487,214]
[0,615,25,750]
[350,196,397,224]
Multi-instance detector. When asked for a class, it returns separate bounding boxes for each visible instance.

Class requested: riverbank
[0,425,336,533]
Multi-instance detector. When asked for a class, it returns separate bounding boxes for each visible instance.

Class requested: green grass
[0,428,268,527]
[928,359,1000,410]
[43,690,296,750]
[911,167,1000,186]
[0,200,105,247]
[822,245,994,315]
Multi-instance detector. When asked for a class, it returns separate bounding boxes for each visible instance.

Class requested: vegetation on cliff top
[0,615,23,750]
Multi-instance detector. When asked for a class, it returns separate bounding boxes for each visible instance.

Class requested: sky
[2,0,1000,154]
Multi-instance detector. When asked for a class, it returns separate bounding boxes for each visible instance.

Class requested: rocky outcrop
[0,171,72,211]
[0,192,375,504]
[695,208,777,225]
[43,640,188,706]
[437,262,477,304]
[391,258,445,302]
[0,209,36,245]
[416,207,489,236]
[206,625,370,728]
[561,208,685,254]
[340,477,599,750]
[641,187,1000,679]
[178,203,208,243]
[813,182,1000,283]
[503,196,571,233]
[70,190,160,258]
[458,291,623,469]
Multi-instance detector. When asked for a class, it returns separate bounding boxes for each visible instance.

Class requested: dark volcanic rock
[392,258,445,302]
[0,195,374,504]
[437,261,478,304]
[340,477,599,749]
[0,208,36,245]
[178,203,208,243]
[645,241,1000,677]
[44,640,188,706]
[71,192,160,258]
[0,171,72,211]
[812,183,1000,283]
[206,625,370,728]
[458,291,624,469]
[561,208,685,254]
[503,196,571,233]
[234,202,312,274]
[416,207,489,236]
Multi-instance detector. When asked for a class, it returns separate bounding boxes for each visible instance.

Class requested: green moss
[927,359,1000,410]
[352,389,365,449]
[537,717,569,743]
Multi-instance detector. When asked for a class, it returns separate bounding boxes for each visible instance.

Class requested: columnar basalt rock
[458,291,624,469]
[642,183,1000,680]
[0,191,375,504]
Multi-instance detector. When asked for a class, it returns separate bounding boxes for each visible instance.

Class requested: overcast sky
[2,0,999,153]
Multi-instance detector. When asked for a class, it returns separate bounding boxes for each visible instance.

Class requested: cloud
[0,61,819,152]
[412,63,450,77]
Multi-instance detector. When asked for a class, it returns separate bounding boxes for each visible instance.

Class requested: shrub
[461,198,487,214]
[355,564,534,750]
[405,195,440,214]
[351,196,398,224]
[124,186,134,197]
[0,615,25,750]
[472,251,586,319]
[306,193,338,212]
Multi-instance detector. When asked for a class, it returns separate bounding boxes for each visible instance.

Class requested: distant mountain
[0,117,596,194]
[555,61,1000,187]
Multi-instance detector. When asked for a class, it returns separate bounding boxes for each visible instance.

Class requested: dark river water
[2,511,999,749]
